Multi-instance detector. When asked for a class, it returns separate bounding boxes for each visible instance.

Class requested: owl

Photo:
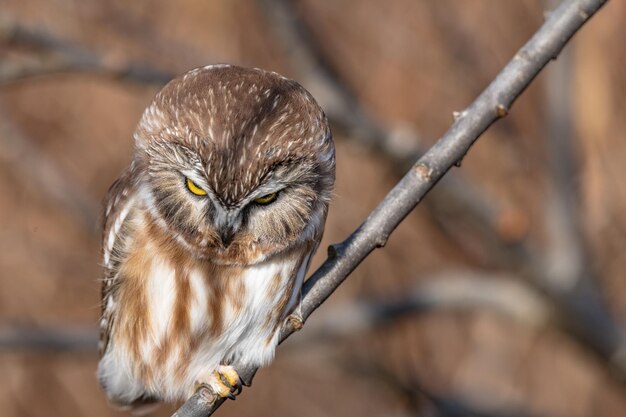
[97,64,335,408]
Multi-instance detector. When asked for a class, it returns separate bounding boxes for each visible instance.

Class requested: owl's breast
[191,248,303,342]
[112,221,309,400]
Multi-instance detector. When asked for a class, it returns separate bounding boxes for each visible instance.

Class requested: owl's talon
[212,365,242,400]
[218,365,241,391]
[224,373,242,395]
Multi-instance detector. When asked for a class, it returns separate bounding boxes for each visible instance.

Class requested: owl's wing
[99,164,138,355]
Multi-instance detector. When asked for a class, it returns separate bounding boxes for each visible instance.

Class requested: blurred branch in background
[353,359,537,417]
[174,0,610,416]
[291,272,554,347]
[0,108,99,232]
[0,17,173,86]
[534,14,626,380]
[0,325,96,352]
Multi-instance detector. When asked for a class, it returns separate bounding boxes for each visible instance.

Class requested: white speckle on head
[202,63,231,70]
[271,95,280,110]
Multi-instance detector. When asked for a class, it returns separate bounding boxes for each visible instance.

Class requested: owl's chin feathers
[180,236,303,267]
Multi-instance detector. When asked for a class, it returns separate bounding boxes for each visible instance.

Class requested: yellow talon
[217,366,241,392]
[195,365,242,400]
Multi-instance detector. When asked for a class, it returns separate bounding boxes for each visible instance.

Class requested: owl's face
[133,65,334,265]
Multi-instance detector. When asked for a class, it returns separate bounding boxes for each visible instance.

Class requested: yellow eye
[253,192,278,205]
[186,178,207,196]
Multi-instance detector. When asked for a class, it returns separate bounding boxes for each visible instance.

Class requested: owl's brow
[151,140,206,173]
[254,157,302,186]
[210,159,296,209]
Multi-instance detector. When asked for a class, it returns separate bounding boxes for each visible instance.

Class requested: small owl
[98,64,335,408]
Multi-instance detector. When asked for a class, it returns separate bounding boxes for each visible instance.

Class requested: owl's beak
[219,226,235,248]
[215,210,238,248]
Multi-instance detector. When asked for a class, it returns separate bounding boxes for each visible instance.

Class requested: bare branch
[173,0,609,415]
[257,0,539,271]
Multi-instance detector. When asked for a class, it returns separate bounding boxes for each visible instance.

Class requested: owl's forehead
[136,65,331,203]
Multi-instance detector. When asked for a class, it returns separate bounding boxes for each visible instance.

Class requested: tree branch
[169,0,609,415]
[257,0,542,274]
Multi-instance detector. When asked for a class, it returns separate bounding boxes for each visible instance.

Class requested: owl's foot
[198,365,242,400]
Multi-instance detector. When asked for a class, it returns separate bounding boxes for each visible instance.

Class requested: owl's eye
[185,178,207,196]
[253,192,278,205]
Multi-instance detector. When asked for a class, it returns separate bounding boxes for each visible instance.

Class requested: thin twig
[173,1,609,415]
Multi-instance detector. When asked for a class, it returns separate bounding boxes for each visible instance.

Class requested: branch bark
[173,0,609,415]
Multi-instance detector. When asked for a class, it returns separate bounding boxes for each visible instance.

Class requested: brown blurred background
[1,1,625,416]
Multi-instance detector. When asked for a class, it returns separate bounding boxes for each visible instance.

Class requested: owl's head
[132,65,335,265]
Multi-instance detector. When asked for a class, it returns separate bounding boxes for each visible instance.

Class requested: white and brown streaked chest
[101,198,314,399]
